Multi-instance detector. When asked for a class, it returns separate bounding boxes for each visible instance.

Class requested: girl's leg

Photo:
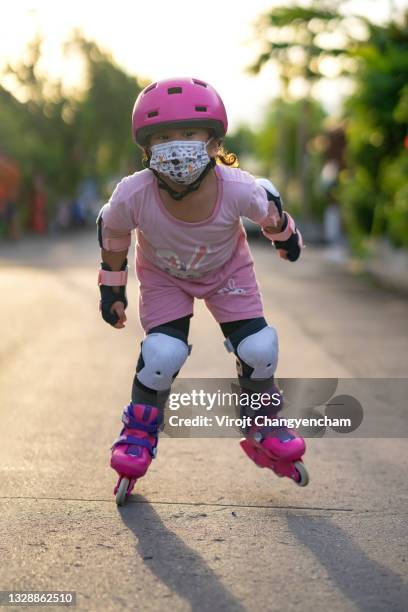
[219,317,309,486]
[220,316,281,417]
[131,315,192,408]
[111,315,192,500]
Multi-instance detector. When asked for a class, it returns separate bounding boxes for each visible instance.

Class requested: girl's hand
[111,301,127,329]
[98,260,128,327]
[263,215,285,234]
[272,214,304,262]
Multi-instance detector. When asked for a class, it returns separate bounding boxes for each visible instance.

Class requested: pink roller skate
[111,403,161,505]
[240,422,309,487]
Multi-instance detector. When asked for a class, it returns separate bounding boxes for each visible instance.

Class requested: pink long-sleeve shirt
[100,164,280,279]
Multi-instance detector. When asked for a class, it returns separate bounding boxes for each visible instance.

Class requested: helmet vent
[195,106,207,112]
[144,83,157,95]
[168,87,182,95]
[147,110,159,118]
[193,79,207,87]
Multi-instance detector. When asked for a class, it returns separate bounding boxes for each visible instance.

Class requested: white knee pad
[234,326,279,379]
[137,333,190,391]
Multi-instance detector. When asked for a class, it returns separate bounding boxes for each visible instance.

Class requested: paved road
[0,231,407,611]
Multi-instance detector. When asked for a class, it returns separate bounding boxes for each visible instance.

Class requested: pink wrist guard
[98,269,128,287]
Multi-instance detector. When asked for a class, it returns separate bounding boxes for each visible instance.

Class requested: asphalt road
[0,230,407,612]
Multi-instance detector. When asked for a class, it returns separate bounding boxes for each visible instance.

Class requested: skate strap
[121,414,159,433]
[112,434,156,453]
[258,425,295,442]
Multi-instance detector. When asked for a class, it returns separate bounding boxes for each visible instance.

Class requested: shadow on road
[119,495,246,612]
[287,514,407,612]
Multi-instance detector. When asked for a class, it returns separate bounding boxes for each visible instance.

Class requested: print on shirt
[216,278,246,295]
[155,244,210,279]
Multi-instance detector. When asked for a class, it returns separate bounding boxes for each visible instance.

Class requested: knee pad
[136,330,191,392]
[225,321,278,380]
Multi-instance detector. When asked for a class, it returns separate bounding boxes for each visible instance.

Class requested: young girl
[97,77,308,505]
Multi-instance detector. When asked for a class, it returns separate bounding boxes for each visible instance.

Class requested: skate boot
[111,403,162,505]
[240,420,309,486]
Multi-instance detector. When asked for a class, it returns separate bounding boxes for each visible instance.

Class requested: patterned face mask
[149,139,212,185]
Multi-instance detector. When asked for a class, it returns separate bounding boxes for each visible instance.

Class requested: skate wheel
[115,477,130,506]
[293,461,309,487]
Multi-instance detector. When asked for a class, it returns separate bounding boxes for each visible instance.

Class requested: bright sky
[0,0,406,131]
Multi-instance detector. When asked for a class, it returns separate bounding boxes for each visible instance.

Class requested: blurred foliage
[225,125,256,162]
[225,100,327,220]
[0,33,143,220]
[65,34,143,187]
[1,10,408,252]
[338,15,408,251]
[249,0,353,220]
[249,0,350,92]
[253,97,327,218]
[250,1,408,251]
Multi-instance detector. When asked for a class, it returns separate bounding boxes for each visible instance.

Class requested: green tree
[1,36,77,198]
[225,124,256,160]
[254,97,326,217]
[65,33,143,184]
[249,0,353,217]
[1,33,143,226]
[338,15,408,251]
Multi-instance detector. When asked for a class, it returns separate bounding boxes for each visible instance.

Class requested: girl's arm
[101,248,128,271]
[96,181,136,328]
[263,216,285,234]
[99,247,129,329]
[253,178,304,263]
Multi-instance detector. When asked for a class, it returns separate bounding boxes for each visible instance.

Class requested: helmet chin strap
[149,159,216,201]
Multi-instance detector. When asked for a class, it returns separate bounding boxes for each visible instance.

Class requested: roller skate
[111,403,161,505]
[240,422,309,487]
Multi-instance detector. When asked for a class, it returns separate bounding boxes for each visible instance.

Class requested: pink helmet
[132,77,228,146]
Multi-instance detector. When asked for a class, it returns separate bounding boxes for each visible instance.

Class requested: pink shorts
[136,239,264,332]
